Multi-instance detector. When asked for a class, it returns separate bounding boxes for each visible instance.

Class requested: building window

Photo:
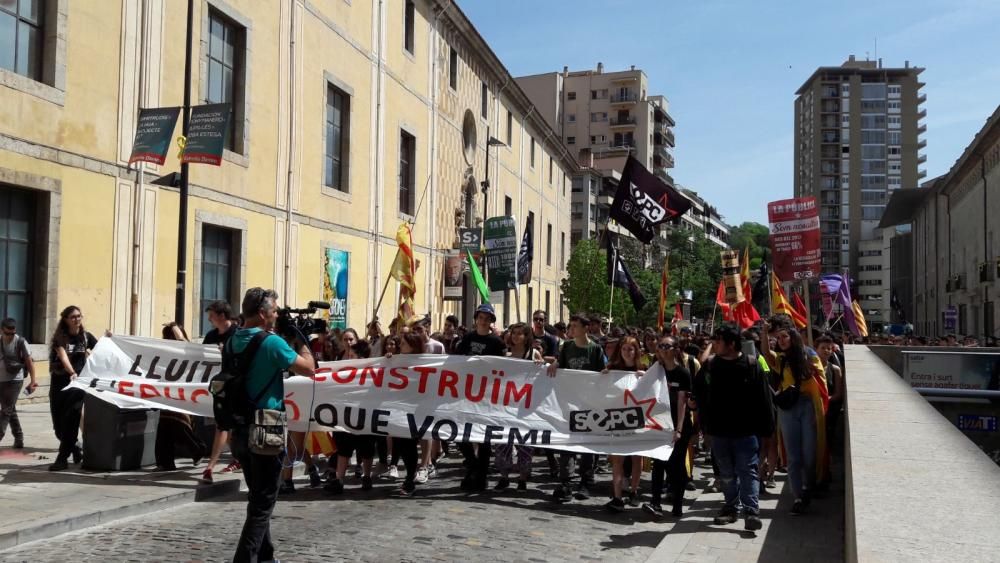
[591,89,607,100]
[398,130,416,215]
[481,81,488,119]
[506,110,513,146]
[403,0,415,54]
[526,286,533,323]
[504,195,512,217]
[0,0,43,80]
[200,225,238,337]
[546,223,552,266]
[325,84,350,192]
[567,91,576,100]
[545,290,551,319]
[560,232,565,267]
[567,113,576,122]
[548,157,553,184]
[526,211,535,259]
[591,135,606,144]
[590,112,607,122]
[0,187,34,334]
[448,46,457,89]
[206,10,246,153]
[530,137,536,168]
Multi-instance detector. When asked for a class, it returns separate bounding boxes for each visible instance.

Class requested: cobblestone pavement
[0,456,702,563]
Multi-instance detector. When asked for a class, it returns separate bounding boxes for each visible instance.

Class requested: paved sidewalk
[646,458,845,562]
[0,402,240,551]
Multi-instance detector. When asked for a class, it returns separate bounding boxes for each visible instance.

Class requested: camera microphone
[308,300,331,310]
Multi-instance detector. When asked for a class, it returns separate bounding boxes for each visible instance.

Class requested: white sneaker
[388,466,399,479]
[427,464,437,478]
[415,466,429,484]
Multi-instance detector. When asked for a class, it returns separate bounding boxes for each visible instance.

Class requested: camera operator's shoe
[308,466,322,488]
[361,476,374,491]
[279,480,296,495]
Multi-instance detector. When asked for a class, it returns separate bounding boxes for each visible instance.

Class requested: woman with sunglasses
[601,335,647,512]
[48,306,98,471]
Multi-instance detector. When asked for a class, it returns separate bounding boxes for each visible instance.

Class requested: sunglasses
[533,318,545,323]
[656,343,674,350]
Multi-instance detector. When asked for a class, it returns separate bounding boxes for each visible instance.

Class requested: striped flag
[771,271,807,329]
[389,223,419,324]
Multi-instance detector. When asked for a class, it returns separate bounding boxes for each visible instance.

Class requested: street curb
[0,479,240,552]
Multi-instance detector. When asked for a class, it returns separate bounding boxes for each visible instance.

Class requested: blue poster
[324,248,349,329]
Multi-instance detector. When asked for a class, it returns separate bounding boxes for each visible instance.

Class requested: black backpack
[210,331,274,431]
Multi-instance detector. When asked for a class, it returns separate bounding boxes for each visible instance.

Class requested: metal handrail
[913,388,1000,398]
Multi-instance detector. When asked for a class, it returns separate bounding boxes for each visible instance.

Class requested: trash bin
[82,394,159,471]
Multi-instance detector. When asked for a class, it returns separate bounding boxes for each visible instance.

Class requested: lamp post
[480,126,507,220]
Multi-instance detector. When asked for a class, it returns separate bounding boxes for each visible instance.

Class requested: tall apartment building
[676,187,730,249]
[0,0,576,347]
[516,64,676,185]
[794,56,926,281]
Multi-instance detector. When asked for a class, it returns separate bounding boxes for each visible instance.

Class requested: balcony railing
[918,94,927,104]
[918,139,927,149]
[918,154,927,164]
[609,116,637,127]
[918,124,927,134]
[610,93,637,104]
[918,168,927,179]
[605,142,633,152]
[918,109,927,119]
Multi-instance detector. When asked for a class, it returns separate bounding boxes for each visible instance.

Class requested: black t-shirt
[50,331,98,377]
[455,331,506,357]
[203,324,238,347]
[664,364,693,429]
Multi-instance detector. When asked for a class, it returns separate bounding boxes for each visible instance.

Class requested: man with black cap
[454,303,506,490]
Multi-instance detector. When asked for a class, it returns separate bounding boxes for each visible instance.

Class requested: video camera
[275,300,330,343]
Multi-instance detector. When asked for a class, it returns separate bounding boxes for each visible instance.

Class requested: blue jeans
[711,435,760,515]
[778,395,817,499]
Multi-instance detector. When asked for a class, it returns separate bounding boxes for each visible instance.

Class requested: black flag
[609,156,691,243]
[607,247,647,312]
[516,222,533,285]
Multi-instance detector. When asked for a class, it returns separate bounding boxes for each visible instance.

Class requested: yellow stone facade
[0,0,574,345]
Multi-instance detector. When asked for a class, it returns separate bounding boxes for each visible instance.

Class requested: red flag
[671,302,684,336]
[771,272,807,329]
[733,300,761,329]
[792,290,809,327]
[716,280,734,322]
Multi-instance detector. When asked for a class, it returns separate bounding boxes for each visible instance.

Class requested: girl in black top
[601,336,647,512]
[48,306,97,471]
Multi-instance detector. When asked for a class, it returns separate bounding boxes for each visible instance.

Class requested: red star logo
[624,389,663,431]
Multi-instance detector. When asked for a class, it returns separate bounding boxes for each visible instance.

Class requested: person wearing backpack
[224,288,315,563]
[0,318,37,449]
[693,324,774,532]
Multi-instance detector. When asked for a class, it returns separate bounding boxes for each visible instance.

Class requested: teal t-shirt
[229,328,297,410]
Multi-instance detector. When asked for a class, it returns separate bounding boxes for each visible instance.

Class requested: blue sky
[459,0,1000,226]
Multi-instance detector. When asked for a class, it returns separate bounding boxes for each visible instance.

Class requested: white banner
[72,336,676,460]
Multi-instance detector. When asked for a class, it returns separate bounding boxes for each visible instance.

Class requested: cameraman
[228,288,314,562]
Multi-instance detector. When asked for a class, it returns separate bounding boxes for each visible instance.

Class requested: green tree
[729,222,770,269]
[560,239,658,326]
[664,230,724,320]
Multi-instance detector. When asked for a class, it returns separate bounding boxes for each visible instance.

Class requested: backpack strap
[243,332,283,407]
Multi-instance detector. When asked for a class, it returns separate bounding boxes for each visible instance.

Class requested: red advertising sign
[767,196,821,281]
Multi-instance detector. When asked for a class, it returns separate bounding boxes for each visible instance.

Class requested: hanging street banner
[442,250,465,300]
[71,336,677,460]
[128,107,181,166]
[483,216,518,292]
[323,248,349,329]
[767,196,821,281]
[181,103,232,165]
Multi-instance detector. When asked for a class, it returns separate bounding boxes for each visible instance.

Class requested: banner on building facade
[181,103,232,165]
[322,248,349,329]
[442,251,465,300]
[128,107,181,166]
[767,196,821,281]
[483,216,518,292]
[70,336,677,459]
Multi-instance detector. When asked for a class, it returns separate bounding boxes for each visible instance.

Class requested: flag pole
[370,175,433,324]
[803,279,814,347]
[608,242,617,324]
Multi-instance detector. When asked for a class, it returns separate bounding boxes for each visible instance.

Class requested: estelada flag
[792,290,809,327]
[771,271,807,329]
[609,156,691,243]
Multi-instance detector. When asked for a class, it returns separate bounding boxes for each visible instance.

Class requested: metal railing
[609,116,636,126]
[610,93,637,104]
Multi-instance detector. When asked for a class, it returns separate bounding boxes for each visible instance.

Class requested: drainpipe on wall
[283,1,297,304]
[428,0,452,323]
[130,0,150,336]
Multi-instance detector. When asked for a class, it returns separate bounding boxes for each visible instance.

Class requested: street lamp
[480,125,507,220]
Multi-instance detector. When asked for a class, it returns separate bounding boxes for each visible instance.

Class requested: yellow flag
[851,300,868,337]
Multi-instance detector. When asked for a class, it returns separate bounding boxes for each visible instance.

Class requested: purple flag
[821,273,861,336]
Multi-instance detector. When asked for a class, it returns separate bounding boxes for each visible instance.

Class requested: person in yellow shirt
[760,317,826,515]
